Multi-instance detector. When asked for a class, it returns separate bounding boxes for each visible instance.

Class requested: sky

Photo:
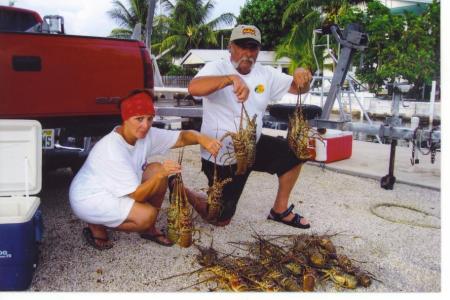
[0,0,246,37]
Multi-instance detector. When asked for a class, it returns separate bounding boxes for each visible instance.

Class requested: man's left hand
[293,68,313,94]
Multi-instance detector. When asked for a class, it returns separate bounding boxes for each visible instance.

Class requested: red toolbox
[309,129,353,163]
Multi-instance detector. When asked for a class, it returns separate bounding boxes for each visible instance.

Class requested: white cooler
[0,119,43,291]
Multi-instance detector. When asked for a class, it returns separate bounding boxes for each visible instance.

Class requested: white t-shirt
[69,127,179,227]
[196,56,293,165]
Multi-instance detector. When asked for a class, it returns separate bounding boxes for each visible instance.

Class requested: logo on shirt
[254,84,265,94]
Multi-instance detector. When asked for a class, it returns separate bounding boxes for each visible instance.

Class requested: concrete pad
[323,140,440,190]
[262,128,441,190]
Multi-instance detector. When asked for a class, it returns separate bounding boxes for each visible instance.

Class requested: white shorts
[69,191,135,228]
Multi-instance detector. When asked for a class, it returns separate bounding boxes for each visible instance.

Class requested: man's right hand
[228,75,250,102]
[188,75,249,101]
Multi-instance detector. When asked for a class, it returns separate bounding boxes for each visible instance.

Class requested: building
[179,49,291,72]
[379,0,434,14]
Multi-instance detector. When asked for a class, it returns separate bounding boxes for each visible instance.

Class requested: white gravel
[29,145,441,292]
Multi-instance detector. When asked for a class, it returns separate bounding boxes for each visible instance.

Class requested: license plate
[42,129,55,149]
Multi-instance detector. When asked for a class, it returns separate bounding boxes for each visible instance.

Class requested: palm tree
[107,0,150,39]
[108,0,173,57]
[283,0,366,25]
[278,0,367,73]
[155,0,235,57]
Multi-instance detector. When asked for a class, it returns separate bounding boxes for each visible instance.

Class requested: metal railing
[161,75,193,88]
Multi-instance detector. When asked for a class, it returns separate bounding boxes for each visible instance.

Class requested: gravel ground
[29,145,441,292]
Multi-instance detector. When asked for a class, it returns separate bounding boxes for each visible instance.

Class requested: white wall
[380,0,432,8]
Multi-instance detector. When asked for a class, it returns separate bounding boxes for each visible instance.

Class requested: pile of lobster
[173,231,376,291]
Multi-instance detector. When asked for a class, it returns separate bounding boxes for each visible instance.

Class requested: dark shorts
[201,134,306,221]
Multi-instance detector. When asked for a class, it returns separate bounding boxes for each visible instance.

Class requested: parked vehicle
[0,5,154,172]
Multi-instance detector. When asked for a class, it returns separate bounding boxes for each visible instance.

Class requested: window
[0,9,39,32]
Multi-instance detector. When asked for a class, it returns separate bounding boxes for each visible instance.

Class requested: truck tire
[69,157,86,175]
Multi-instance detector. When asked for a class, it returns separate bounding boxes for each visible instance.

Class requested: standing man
[186,25,313,228]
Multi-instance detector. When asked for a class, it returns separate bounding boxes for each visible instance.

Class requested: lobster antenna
[213,155,218,181]
[296,90,303,113]
[205,121,221,163]
[239,103,244,130]
[178,146,185,164]
[242,103,250,122]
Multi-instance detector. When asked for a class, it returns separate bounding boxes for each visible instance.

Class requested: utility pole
[145,0,157,49]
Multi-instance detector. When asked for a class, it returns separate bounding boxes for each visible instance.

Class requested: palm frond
[160,0,175,11]
[109,28,133,38]
[108,0,135,28]
[282,0,309,27]
[161,34,187,52]
[207,13,235,29]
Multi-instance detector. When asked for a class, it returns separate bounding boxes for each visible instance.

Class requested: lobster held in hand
[167,148,194,248]
[287,93,324,160]
[220,104,257,175]
[206,162,232,221]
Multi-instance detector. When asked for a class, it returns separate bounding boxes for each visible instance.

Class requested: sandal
[82,227,113,251]
[140,232,174,247]
[267,204,311,229]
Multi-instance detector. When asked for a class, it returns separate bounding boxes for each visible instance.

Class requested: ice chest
[309,129,353,163]
[0,120,43,291]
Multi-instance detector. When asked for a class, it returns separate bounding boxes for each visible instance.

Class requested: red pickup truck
[0,5,154,171]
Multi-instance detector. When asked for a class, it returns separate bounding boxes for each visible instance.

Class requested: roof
[393,0,432,3]
[180,49,291,67]
[380,0,432,15]
[390,3,429,14]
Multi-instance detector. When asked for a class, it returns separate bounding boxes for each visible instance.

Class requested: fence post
[429,80,436,130]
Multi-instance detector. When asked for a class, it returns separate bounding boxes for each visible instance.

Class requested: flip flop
[140,232,174,247]
[82,227,113,250]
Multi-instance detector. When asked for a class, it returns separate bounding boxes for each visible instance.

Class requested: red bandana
[121,92,155,121]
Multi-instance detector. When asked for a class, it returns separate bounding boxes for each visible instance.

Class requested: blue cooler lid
[0,120,42,197]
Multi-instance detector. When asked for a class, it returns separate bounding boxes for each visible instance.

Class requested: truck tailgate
[0,32,146,118]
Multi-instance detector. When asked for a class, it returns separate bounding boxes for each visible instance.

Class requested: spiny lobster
[206,159,232,221]
[167,148,194,248]
[287,93,323,160]
[220,104,257,175]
